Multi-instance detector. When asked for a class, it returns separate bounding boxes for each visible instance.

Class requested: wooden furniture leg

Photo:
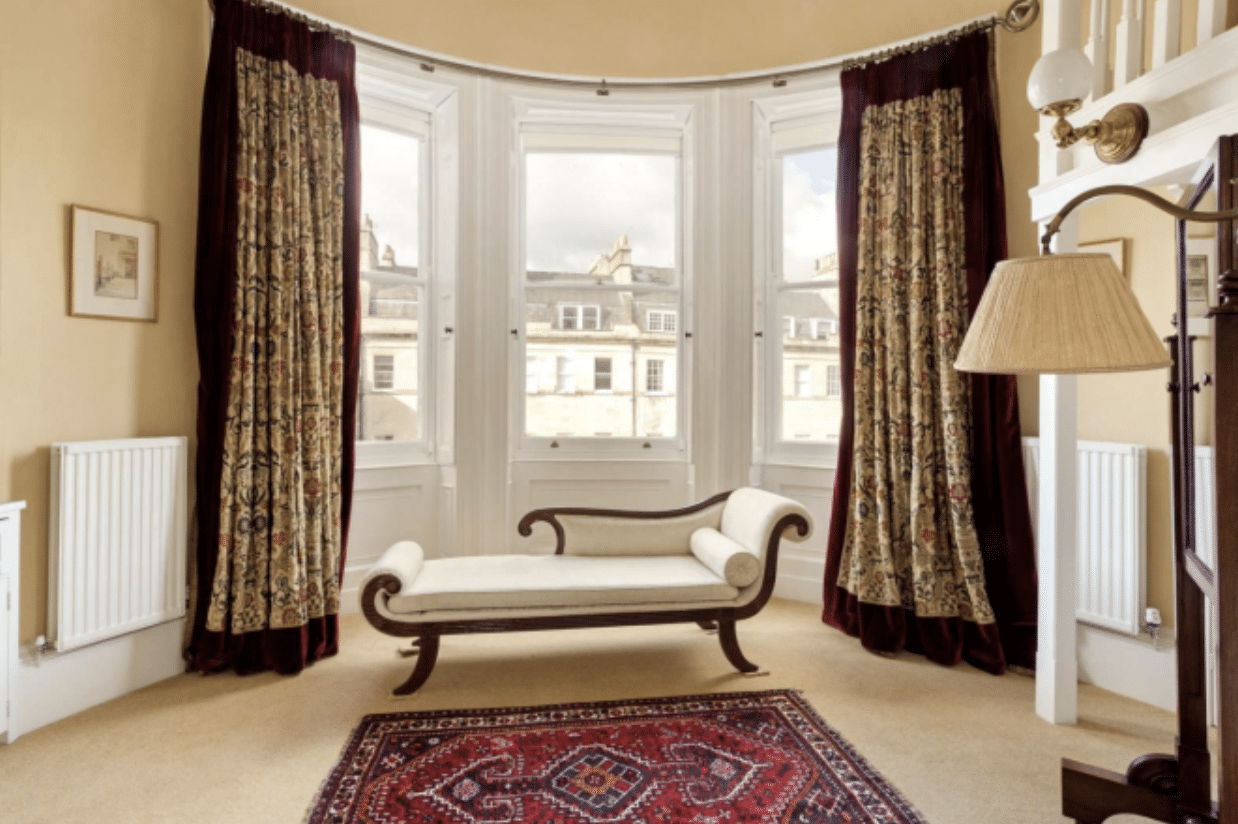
[394,633,439,696]
[717,617,760,673]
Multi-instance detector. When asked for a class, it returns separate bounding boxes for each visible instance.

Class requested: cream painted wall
[1075,188,1216,629]
[0,0,210,641]
[0,0,1043,643]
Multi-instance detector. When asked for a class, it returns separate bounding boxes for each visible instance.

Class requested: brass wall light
[1027,47,1149,163]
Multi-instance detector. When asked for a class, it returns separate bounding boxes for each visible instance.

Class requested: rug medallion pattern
[307,690,928,824]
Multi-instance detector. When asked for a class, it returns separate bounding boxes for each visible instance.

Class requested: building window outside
[556,355,576,393]
[559,304,600,331]
[594,357,612,392]
[826,364,841,398]
[647,309,677,333]
[811,318,836,339]
[373,354,395,390]
[646,359,665,394]
[526,357,539,394]
[795,364,811,398]
[783,316,795,339]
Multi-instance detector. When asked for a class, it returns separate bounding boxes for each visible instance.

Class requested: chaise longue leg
[696,620,718,632]
[717,617,762,674]
[393,634,440,695]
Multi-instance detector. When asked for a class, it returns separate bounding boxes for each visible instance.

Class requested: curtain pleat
[823,30,1037,673]
[188,0,360,675]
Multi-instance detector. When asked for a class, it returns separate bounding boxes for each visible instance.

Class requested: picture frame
[1078,237,1126,278]
[69,205,159,322]
[1185,235,1216,337]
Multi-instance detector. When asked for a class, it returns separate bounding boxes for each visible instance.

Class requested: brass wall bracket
[1042,100,1149,164]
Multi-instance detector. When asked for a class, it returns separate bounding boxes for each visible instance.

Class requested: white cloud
[782,150,838,282]
[360,125,420,267]
[526,153,676,272]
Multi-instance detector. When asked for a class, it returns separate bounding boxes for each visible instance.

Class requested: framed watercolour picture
[70,205,158,322]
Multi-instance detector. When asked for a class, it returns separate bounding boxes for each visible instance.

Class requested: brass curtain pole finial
[998,0,1040,32]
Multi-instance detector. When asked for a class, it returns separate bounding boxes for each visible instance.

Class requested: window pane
[525,290,677,438]
[523,152,680,442]
[779,287,840,442]
[526,153,677,283]
[359,124,423,445]
[361,125,420,269]
[781,147,837,284]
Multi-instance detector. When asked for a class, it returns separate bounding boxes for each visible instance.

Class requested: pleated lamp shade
[954,253,1171,374]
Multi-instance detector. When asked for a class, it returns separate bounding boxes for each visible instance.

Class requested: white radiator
[1022,437,1147,636]
[48,437,188,652]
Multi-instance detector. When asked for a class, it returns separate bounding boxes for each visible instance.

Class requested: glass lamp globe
[1027,48,1093,112]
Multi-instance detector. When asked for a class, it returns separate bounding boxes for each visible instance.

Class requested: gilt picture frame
[69,205,159,322]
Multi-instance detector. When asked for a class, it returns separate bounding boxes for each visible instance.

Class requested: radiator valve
[1142,607,1162,649]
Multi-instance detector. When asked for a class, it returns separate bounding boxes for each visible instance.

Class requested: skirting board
[5,618,185,743]
[776,554,1178,712]
[1077,622,1177,712]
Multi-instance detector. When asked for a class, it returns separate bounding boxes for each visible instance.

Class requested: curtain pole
[206,0,1040,92]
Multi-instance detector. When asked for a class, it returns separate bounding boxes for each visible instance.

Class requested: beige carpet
[0,599,1191,823]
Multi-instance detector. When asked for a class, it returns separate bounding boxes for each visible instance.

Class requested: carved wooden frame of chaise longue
[360,487,813,695]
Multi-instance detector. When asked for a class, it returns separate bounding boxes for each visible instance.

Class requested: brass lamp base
[1041,100,1149,165]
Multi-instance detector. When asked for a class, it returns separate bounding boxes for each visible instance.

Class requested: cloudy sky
[782,146,838,282]
[360,124,421,267]
[526,153,677,273]
[360,133,838,279]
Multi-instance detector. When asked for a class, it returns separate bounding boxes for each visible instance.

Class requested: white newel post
[1035,0,1083,726]
[1038,369,1080,724]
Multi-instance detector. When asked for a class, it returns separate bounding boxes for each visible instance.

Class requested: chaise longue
[360,487,813,695]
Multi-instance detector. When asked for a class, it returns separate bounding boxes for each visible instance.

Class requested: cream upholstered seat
[360,487,812,695]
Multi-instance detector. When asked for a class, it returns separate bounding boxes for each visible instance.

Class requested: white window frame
[751,86,842,469]
[647,309,677,333]
[511,95,693,460]
[355,47,459,469]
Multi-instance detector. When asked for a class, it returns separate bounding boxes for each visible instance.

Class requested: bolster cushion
[689,527,762,587]
[362,540,425,596]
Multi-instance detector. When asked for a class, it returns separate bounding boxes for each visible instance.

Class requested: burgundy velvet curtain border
[822,30,1038,674]
[188,0,361,676]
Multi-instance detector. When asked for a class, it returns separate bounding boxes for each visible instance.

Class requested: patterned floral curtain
[188,0,360,675]
[823,30,1037,674]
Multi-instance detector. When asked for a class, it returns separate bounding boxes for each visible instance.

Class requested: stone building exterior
[357,223,841,444]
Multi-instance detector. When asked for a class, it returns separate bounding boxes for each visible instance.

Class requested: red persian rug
[306,690,928,824]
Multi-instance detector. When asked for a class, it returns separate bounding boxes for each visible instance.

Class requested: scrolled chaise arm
[360,540,426,635]
[516,491,734,555]
[734,511,812,621]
